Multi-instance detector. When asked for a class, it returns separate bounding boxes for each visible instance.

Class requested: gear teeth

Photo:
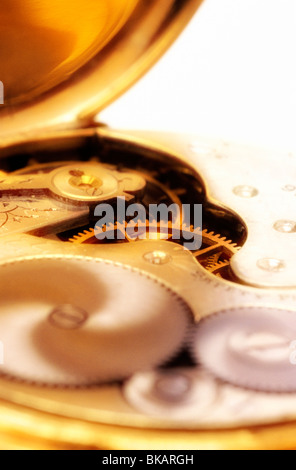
[127,220,138,228]
[191,308,296,393]
[69,232,90,243]
[207,260,230,273]
[0,257,193,388]
[68,236,80,242]
[205,253,220,267]
[68,220,241,279]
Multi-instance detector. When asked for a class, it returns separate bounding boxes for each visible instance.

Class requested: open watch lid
[0,0,203,143]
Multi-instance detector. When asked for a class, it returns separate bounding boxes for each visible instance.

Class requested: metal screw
[143,251,171,265]
[282,185,296,192]
[189,142,212,157]
[257,258,286,273]
[273,220,296,233]
[48,304,88,330]
[68,170,103,192]
[233,185,259,198]
[153,372,192,402]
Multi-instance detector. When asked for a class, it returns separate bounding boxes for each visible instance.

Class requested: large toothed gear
[69,222,240,279]
[0,256,192,387]
[192,307,296,393]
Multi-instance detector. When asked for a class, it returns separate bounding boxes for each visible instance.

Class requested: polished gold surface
[0,0,204,143]
[1,0,138,104]
[1,0,295,452]
[1,399,296,450]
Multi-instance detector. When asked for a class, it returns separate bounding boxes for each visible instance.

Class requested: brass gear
[194,229,240,278]
[68,221,240,279]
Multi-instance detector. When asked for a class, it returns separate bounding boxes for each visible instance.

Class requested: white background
[101,0,296,151]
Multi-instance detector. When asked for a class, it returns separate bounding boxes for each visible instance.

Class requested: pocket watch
[1,0,296,450]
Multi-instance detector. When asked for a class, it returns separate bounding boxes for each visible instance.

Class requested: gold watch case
[1,0,296,450]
